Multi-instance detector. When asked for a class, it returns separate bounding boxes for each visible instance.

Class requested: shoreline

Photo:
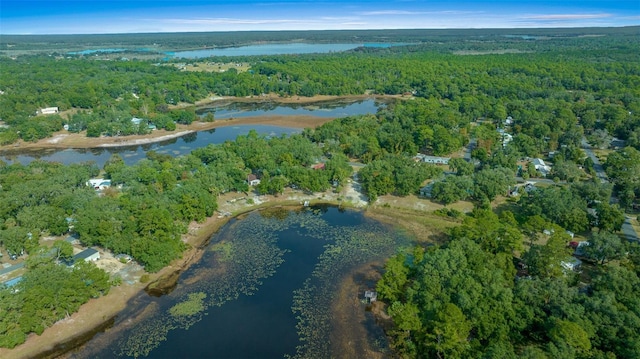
[2,187,457,358]
[0,94,403,153]
[1,188,366,359]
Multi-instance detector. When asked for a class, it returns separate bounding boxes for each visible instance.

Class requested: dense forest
[377,207,640,359]
[1,28,639,354]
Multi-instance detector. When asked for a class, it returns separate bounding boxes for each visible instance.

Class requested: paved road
[0,262,24,277]
[622,216,639,243]
[581,137,608,183]
[582,137,638,242]
[464,139,477,162]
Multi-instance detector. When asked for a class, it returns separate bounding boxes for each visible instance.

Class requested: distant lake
[66,43,412,58]
[170,42,409,58]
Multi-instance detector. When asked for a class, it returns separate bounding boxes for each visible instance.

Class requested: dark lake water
[1,99,382,168]
[66,206,402,358]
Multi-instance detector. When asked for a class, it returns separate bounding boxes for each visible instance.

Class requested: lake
[169,42,409,58]
[0,99,383,167]
[67,43,411,59]
[65,206,404,358]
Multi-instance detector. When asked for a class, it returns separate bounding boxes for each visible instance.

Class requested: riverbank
[0,94,402,152]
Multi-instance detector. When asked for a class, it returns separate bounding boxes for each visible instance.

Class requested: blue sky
[1,0,638,34]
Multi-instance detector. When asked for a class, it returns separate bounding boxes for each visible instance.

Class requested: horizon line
[2,24,638,36]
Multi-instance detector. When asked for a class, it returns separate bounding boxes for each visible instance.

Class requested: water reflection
[198,98,382,119]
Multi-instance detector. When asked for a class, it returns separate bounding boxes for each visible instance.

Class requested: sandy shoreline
[0,94,402,152]
[0,183,457,358]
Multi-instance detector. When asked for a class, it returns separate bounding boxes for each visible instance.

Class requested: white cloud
[162,18,315,25]
[358,10,482,16]
[522,13,612,21]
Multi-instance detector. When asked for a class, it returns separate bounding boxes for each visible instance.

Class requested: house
[1,276,22,288]
[311,163,325,170]
[524,182,537,193]
[87,178,111,190]
[498,129,513,148]
[561,257,582,272]
[414,154,450,165]
[532,158,552,177]
[504,116,514,126]
[131,117,144,126]
[572,241,589,256]
[73,248,100,263]
[38,107,59,115]
[247,174,261,186]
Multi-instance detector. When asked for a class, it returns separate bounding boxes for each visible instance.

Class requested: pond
[65,206,406,358]
[1,99,383,168]
[197,98,382,119]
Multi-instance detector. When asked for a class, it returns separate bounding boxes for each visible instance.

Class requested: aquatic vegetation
[99,207,406,358]
[209,241,233,262]
[169,292,207,317]
[290,219,410,358]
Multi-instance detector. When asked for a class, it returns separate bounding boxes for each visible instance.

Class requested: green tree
[52,240,74,262]
[594,202,625,232]
[377,253,410,303]
[584,230,626,265]
[426,303,472,359]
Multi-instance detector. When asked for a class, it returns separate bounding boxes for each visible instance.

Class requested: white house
[561,257,582,272]
[532,158,552,177]
[497,128,513,148]
[247,174,261,186]
[38,107,59,115]
[73,248,100,262]
[87,178,112,190]
[414,154,450,165]
[504,116,514,126]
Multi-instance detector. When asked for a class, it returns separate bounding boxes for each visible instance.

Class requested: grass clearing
[171,62,251,73]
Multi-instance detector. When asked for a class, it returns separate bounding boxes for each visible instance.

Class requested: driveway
[581,137,608,183]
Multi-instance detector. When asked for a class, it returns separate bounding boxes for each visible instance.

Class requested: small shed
[364,290,377,303]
